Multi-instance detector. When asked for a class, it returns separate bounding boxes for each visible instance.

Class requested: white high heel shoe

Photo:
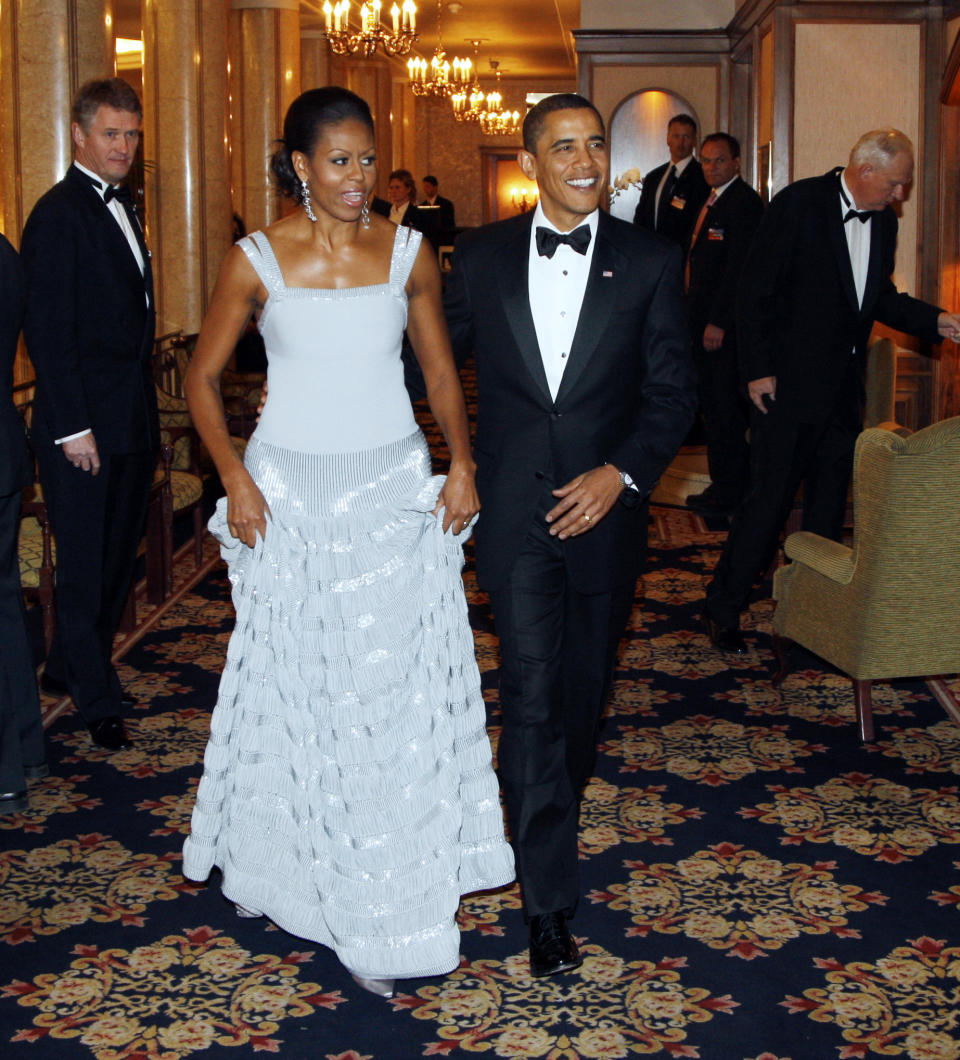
[350,973,396,998]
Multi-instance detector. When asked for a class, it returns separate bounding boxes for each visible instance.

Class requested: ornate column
[142,0,232,336]
[0,0,114,240]
[229,0,301,234]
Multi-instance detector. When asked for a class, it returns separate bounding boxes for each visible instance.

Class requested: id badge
[707,227,724,241]
[670,195,686,210]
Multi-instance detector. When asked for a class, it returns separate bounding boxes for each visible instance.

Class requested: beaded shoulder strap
[238,231,285,295]
[389,224,422,292]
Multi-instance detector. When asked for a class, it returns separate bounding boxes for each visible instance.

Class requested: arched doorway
[609,89,700,222]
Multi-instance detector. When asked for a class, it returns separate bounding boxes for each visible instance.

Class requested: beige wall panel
[591,65,719,144]
[582,0,734,30]
[794,22,921,295]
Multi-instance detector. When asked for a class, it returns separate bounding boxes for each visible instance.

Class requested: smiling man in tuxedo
[444,93,695,977]
[21,78,158,751]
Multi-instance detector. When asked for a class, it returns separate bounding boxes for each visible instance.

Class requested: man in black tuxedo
[702,128,960,653]
[633,113,709,248]
[0,233,46,813]
[21,78,159,750]
[419,175,456,228]
[444,94,695,977]
[684,133,764,518]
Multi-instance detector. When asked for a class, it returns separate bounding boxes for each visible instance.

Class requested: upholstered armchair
[772,416,960,741]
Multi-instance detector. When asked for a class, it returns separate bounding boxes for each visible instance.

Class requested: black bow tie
[844,208,871,225]
[104,183,133,207]
[536,224,591,259]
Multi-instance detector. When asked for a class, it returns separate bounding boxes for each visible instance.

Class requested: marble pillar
[0,0,114,239]
[229,0,300,234]
[142,0,232,337]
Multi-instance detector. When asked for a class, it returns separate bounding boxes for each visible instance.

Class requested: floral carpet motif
[4,447,960,1059]
[401,943,737,1058]
[783,936,960,1059]
[588,843,886,959]
[0,835,193,944]
[578,779,704,855]
[3,927,341,1059]
[599,716,826,785]
[742,773,960,861]
[52,711,209,776]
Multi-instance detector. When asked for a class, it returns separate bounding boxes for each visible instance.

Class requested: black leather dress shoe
[701,612,748,655]
[87,716,132,751]
[529,912,582,978]
[42,672,135,709]
[0,790,29,815]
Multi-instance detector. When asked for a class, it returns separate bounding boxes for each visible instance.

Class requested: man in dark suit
[684,133,764,518]
[0,233,46,813]
[444,94,695,977]
[419,174,456,228]
[702,128,960,653]
[633,113,709,248]
[21,78,159,750]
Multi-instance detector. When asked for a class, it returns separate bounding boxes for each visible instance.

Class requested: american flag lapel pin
[602,269,613,278]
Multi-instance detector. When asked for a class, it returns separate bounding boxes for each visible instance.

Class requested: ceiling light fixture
[323,0,418,58]
[407,0,470,98]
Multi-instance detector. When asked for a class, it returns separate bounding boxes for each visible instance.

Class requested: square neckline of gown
[246,228,407,297]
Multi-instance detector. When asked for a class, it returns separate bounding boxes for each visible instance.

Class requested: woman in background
[181,87,513,999]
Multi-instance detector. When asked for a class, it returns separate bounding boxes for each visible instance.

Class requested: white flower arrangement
[609,167,643,202]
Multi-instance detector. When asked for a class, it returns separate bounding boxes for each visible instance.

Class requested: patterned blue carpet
[2,502,960,1060]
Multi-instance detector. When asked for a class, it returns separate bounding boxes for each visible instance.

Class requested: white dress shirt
[839,171,870,310]
[527,203,599,402]
[389,200,410,225]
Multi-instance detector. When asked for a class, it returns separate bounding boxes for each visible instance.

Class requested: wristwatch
[608,463,635,491]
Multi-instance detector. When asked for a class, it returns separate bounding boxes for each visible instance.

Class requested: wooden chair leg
[853,678,875,742]
[771,633,793,687]
[118,584,137,633]
[145,492,166,605]
[193,506,204,568]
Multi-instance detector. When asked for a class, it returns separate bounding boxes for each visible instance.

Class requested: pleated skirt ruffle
[182,431,515,979]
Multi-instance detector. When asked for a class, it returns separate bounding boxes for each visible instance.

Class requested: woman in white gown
[181,87,514,998]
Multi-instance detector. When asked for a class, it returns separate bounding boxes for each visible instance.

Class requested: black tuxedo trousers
[488,486,638,918]
[36,447,154,721]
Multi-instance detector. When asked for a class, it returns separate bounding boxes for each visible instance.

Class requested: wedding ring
[583,513,591,523]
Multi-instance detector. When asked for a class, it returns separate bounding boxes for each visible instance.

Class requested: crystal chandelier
[323,0,418,58]
[407,0,470,98]
[451,40,486,122]
[477,63,521,137]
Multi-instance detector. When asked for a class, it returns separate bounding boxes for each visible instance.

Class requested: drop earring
[361,198,371,229]
[300,178,317,223]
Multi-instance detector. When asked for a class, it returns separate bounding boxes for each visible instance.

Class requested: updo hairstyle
[270,87,375,199]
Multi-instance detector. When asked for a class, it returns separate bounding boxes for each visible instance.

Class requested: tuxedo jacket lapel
[861,212,884,317]
[496,214,552,404]
[824,173,860,314]
[555,215,619,404]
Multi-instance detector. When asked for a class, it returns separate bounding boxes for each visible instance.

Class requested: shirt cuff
[55,429,92,445]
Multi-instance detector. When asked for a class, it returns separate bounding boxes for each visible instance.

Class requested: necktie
[535,224,591,259]
[684,190,718,293]
[656,165,678,231]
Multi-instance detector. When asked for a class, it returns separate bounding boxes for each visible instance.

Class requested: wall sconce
[511,186,538,213]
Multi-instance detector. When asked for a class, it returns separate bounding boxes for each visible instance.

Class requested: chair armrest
[783,531,856,585]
